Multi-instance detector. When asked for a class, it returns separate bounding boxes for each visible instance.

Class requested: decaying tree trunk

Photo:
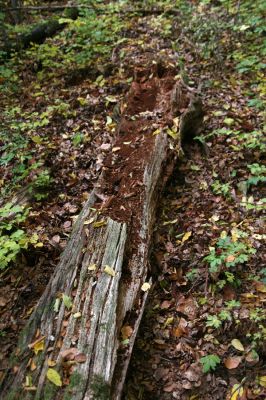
[0,63,198,400]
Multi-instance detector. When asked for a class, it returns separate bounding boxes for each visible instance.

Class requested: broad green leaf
[46,368,62,387]
[231,339,245,352]
[62,294,73,310]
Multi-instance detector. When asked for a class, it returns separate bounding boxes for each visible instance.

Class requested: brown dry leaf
[183,363,202,382]
[30,360,37,371]
[226,255,235,263]
[245,351,259,364]
[51,235,60,244]
[224,356,242,369]
[176,295,198,320]
[0,296,8,307]
[172,317,188,338]
[161,300,171,309]
[121,325,133,340]
[255,282,266,293]
[154,368,169,381]
[163,382,177,392]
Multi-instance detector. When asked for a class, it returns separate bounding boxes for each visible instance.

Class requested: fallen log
[0,63,187,400]
[1,10,78,56]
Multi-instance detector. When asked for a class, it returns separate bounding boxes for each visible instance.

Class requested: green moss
[63,371,85,400]
[43,381,58,400]
[90,375,111,400]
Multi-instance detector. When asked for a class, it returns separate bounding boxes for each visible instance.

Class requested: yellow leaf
[48,359,57,367]
[220,231,227,239]
[31,135,42,144]
[231,339,245,352]
[231,229,239,242]
[46,368,62,387]
[141,282,151,292]
[35,242,44,248]
[104,265,116,277]
[152,128,161,136]
[112,147,121,152]
[230,383,244,400]
[28,336,45,355]
[173,117,180,128]
[167,128,178,140]
[257,375,266,388]
[88,264,96,271]
[163,317,174,328]
[182,231,192,243]
[73,312,81,319]
[93,220,106,228]
[84,217,94,225]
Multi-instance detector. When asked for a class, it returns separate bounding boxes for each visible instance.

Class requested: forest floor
[0,1,265,399]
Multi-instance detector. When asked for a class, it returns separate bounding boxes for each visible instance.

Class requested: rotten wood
[0,63,192,400]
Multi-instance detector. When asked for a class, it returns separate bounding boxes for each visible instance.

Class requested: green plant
[29,170,53,201]
[211,180,231,197]
[186,268,199,281]
[245,163,266,187]
[200,354,221,373]
[0,203,38,269]
[72,133,85,146]
[206,315,222,329]
[204,229,256,274]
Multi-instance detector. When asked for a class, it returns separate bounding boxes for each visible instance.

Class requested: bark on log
[0,64,182,400]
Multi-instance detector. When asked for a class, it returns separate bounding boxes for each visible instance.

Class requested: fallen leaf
[47,360,57,367]
[141,282,151,292]
[226,255,235,263]
[172,318,188,338]
[62,294,73,310]
[46,368,62,387]
[73,312,81,319]
[93,220,106,228]
[231,339,245,352]
[30,360,37,371]
[121,325,133,340]
[28,336,45,355]
[257,375,266,388]
[104,265,116,277]
[163,317,174,328]
[255,282,266,293]
[0,296,7,307]
[52,235,60,244]
[182,231,192,243]
[54,298,61,312]
[245,351,259,365]
[112,146,121,152]
[224,356,242,369]
[88,264,96,271]
[161,300,171,309]
[230,383,244,400]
